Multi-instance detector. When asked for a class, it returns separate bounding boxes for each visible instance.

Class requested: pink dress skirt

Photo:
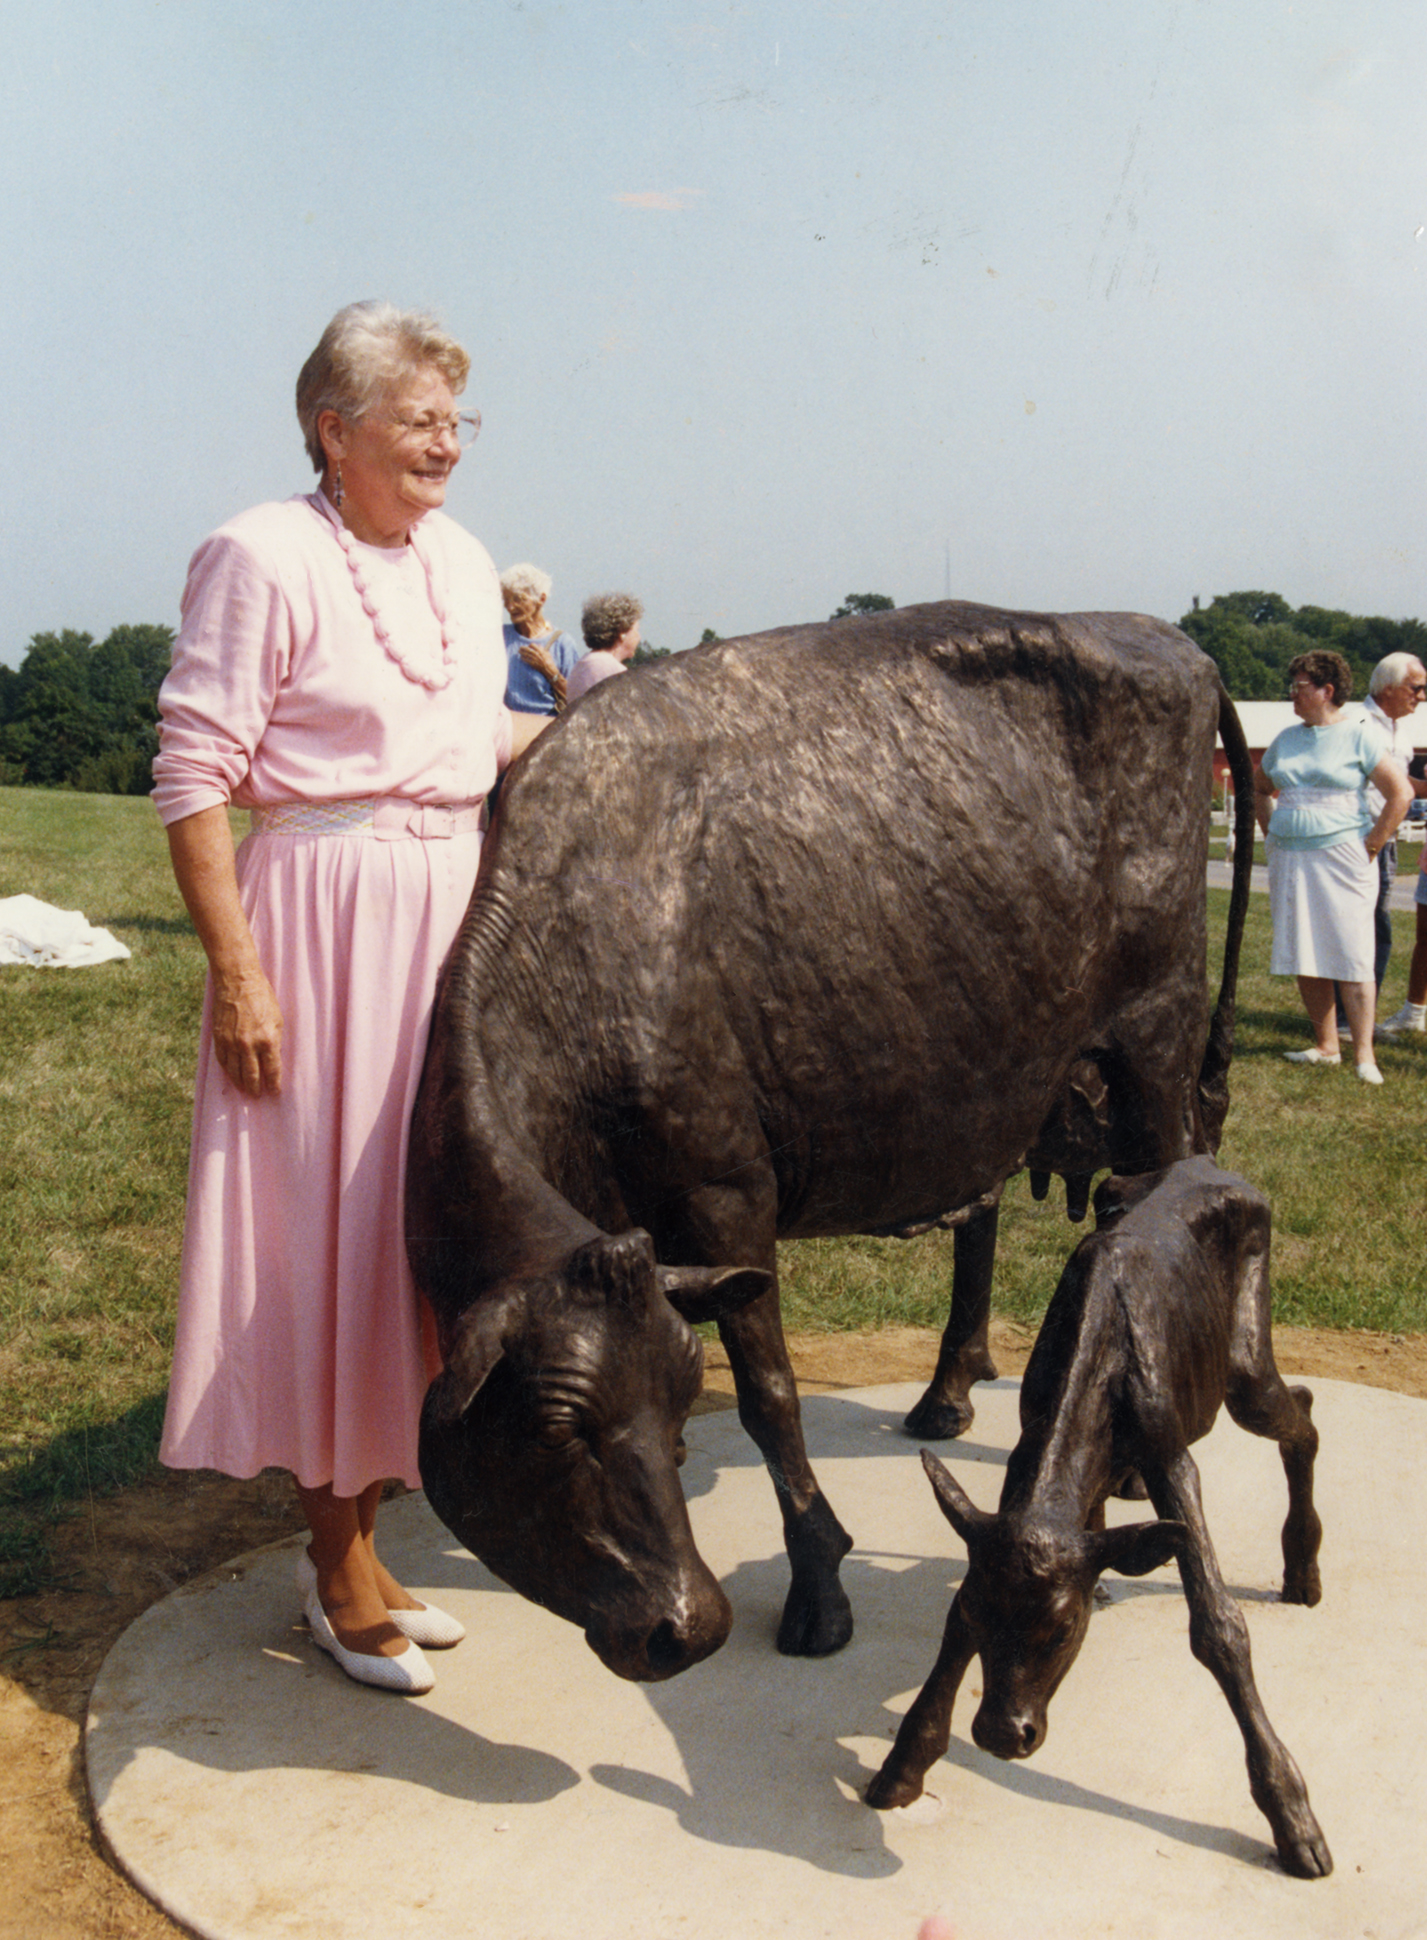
[159,815,483,1495]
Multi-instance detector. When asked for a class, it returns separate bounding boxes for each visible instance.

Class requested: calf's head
[419,1229,768,1682]
[921,1451,1187,1759]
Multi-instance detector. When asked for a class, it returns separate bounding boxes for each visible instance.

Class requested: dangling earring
[332,461,345,511]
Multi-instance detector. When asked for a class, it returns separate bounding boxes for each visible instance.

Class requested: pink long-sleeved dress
[154,491,511,1494]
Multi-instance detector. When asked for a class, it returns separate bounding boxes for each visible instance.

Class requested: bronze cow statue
[407,600,1254,1681]
[866,1156,1330,1880]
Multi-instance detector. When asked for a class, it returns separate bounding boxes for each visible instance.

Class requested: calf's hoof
[902,1390,975,1440]
[865,1763,923,1811]
[776,1578,854,1658]
[1276,1826,1333,1879]
[1281,1560,1322,1607]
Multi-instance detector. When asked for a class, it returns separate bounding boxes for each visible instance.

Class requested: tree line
[1178,591,1427,701]
[0,625,174,794]
[3,591,1423,794]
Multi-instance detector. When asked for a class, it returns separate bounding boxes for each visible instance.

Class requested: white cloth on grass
[0,894,131,968]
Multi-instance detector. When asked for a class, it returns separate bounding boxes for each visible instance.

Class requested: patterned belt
[248,797,487,841]
[1274,787,1361,813]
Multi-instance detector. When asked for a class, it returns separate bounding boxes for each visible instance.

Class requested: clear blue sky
[3,0,1424,664]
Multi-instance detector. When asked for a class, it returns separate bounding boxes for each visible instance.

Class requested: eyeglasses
[1287,679,1317,694]
[384,410,482,448]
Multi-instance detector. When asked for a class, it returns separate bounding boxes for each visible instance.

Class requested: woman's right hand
[166,806,285,1099]
[211,967,283,1096]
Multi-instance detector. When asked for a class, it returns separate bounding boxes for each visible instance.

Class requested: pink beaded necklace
[315,492,456,692]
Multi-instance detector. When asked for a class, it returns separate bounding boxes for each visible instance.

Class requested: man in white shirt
[1359,652,1427,1026]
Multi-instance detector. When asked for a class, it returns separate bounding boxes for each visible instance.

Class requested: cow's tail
[1196,684,1255,1152]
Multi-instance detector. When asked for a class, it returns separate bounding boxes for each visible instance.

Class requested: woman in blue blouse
[1253,650,1411,1083]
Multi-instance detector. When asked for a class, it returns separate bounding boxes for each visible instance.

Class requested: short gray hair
[582,591,644,653]
[295,301,471,471]
[1370,651,1426,695]
[500,563,553,606]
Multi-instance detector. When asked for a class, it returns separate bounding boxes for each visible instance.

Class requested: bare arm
[508,711,552,761]
[518,638,567,709]
[166,806,283,1097]
[1366,758,1413,857]
[1252,764,1277,837]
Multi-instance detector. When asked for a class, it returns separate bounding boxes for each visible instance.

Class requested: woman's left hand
[518,639,560,683]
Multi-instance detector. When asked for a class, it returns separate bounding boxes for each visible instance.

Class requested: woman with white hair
[499,562,584,714]
[154,302,548,1694]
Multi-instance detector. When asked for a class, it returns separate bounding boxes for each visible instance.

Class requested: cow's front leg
[904,1203,1000,1439]
[1150,1452,1332,1879]
[719,1286,853,1657]
[866,1594,976,1808]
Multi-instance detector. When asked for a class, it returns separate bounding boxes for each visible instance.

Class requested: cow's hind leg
[1148,1450,1332,1878]
[719,1281,854,1656]
[903,1203,1000,1439]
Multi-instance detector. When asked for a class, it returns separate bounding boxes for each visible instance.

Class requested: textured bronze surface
[867,1156,1330,1880]
[407,601,1255,1681]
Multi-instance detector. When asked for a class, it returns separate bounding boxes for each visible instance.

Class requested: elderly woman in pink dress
[154,302,547,1694]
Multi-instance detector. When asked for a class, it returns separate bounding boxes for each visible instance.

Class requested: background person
[1376,890,1427,1037]
[1362,651,1427,1029]
[566,591,644,702]
[500,563,583,715]
[1332,650,1427,1029]
[1253,650,1410,1084]
[154,301,547,1695]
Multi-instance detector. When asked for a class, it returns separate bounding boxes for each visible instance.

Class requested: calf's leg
[1225,1370,1322,1607]
[1149,1450,1331,1878]
[903,1203,1001,1439]
[866,1596,977,1809]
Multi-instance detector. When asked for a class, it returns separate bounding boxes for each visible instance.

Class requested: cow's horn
[922,1449,996,1546]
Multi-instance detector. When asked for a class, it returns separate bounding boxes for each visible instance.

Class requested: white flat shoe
[303,1589,435,1694]
[1283,1048,1341,1066]
[1356,1062,1384,1085]
[387,1602,466,1649]
[295,1547,465,1648]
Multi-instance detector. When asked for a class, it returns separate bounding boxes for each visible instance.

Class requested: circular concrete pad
[88,1379,1427,1940]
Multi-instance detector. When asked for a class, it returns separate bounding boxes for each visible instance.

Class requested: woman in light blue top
[1253,650,1410,1083]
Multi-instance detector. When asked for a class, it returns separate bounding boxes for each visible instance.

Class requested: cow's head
[419,1228,769,1682]
[921,1450,1186,1758]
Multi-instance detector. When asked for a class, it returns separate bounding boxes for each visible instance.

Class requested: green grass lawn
[3,784,1426,1591]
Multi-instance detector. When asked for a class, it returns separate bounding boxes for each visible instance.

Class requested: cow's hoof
[776,1580,853,1657]
[1276,1828,1333,1879]
[865,1765,922,1812]
[902,1391,974,1440]
[1281,1562,1322,1607]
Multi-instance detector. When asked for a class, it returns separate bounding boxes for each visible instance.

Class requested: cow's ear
[427,1300,515,1424]
[1088,1519,1187,1579]
[656,1265,772,1326]
[922,1449,996,1548]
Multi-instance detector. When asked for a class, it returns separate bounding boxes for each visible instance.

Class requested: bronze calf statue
[866,1156,1330,1879]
